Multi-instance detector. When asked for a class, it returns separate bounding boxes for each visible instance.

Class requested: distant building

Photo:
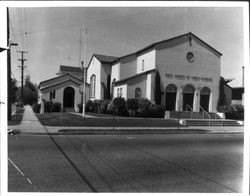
[87,32,222,112]
[38,65,89,113]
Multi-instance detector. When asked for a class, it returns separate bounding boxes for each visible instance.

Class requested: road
[8,133,243,192]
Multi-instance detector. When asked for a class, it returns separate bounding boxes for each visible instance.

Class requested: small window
[142,59,145,71]
[50,90,56,100]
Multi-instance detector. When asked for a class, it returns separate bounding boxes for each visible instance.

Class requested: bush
[44,100,54,113]
[32,103,41,113]
[113,97,128,116]
[127,98,139,116]
[149,104,165,118]
[100,100,111,114]
[137,98,152,117]
[225,104,244,120]
[43,100,61,113]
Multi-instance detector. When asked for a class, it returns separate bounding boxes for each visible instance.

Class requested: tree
[106,74,111,100]
[10,77,18,103]
[217,77,233,110]
[154,70,162,105]
[17,75,38,105]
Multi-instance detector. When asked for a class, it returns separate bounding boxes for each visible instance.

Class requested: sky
[8,5,245,87]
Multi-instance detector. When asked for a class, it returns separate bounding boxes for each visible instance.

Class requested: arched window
[135,87,142,99]
[90,74,96,98]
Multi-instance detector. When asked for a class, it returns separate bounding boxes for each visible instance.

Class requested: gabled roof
[93,54,118,63]
[38,74,83,89]
[114,69,156,85]
[87,54,118,68]
[87,32,222,69]
[117,32,222,60]
[59,65,84,73]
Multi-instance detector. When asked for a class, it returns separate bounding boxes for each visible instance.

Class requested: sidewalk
[8,105,48,134]
[8,105,244,135]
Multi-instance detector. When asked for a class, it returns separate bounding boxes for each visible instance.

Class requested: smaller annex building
[38,65,89,113]
[87,32,222,113]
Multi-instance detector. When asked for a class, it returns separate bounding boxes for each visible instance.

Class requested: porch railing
[199,105,211,126]
[185,104,193,119]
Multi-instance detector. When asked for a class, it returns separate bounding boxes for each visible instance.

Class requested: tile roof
[59,65,85,73]
[93,54,118,63]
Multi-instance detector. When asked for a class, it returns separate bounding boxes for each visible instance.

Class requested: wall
[137,49,156,74]
[119,54,137,80]
[111,62,120,83]
[113,84,127,99]
[155,35,221,112]
[87,56,101,100]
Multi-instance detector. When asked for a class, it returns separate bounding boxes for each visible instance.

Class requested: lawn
[8,108,25,126]
[36,113,180,127]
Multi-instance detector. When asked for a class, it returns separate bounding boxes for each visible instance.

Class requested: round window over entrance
[186,52,194,62]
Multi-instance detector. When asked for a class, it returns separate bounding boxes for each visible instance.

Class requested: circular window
[186,52,194,62]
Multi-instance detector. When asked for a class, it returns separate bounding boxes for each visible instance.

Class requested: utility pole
[82,28,87,117]
[79,28,82,67]
[7,7,11,120]
[17,51,27,105]
[7,8,18,120]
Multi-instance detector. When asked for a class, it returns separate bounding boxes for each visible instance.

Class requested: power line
[13,8,166,35]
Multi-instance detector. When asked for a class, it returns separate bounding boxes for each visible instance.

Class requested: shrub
[225,104,244,120]
[113,97,128,116]
[127,98,139,116]
[137,98,152,117]
[53,102,61,112]
[32,103,41,113]
[44,100,54,113]
[100,100,110,114]
[92,100,102,113]
[85,100,93,112]
[149,104,165,118]
[107,101,115,114]
[43,100,61,113]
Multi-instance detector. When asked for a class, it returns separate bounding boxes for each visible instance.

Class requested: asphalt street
[8,133,243,192]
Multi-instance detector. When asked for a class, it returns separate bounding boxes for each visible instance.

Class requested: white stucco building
[87,32,222,112]
[38,65,89,113]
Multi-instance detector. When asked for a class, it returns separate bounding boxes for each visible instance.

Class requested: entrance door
[183,84,195,111]
[200,87,210,112]
[63,87,75,107]
[165,84,177,111]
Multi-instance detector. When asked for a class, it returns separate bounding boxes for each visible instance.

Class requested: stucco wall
[137,49,156,74]
[87,56,101,100]
[111,62,120,83]
[119,54,137,80]
[113,84,127,99]
[155,36,221,112]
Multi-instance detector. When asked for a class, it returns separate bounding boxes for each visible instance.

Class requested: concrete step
[170,111,221,119]
[184,119,241,126]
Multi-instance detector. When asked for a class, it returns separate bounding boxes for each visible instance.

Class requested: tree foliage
[154,70,162,105]
[10,78,18,103]
[17,75,38,105]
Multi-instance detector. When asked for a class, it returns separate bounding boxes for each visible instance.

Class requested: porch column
[209,92,213,112]
[193,89,200,112]
[175,88,183,111]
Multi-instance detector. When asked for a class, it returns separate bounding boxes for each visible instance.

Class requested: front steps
[170,111,221,119]
[170,111,242,127]
[182,119,241,126]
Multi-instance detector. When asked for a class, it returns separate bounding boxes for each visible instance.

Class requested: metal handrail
[185,104,193,119]
[199,106,211,126]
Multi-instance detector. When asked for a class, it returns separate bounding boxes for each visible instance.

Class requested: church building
[87,32,222,112]
[38,65,89,113]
